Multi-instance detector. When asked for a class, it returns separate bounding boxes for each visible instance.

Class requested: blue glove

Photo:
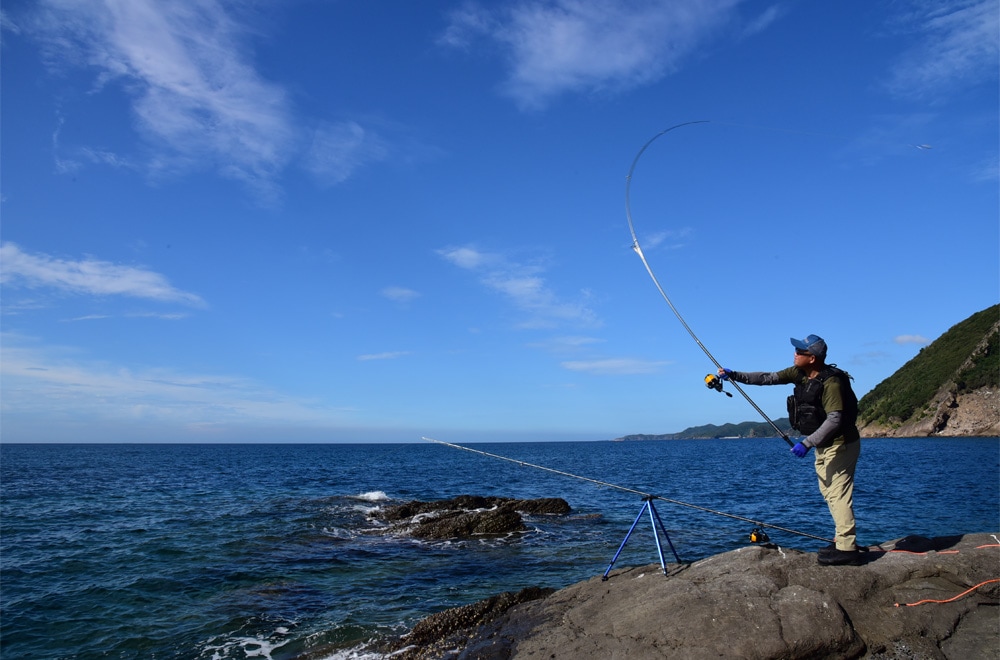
[719,368,733,381]
[791,442,809,458]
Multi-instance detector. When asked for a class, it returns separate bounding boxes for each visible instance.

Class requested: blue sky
[2,0,997,443]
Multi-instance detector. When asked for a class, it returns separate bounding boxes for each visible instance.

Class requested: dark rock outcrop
[385,532,999,659]
[369,495,572,540]
[381,586,556,659]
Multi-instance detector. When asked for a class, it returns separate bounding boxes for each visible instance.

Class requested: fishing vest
[786,366,859,437]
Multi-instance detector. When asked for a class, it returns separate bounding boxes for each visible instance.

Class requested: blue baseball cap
[791,334,827,360]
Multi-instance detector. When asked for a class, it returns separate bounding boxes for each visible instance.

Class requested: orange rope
[887,543,999,555]
[894,579,1000,607]
[889,549,960,555]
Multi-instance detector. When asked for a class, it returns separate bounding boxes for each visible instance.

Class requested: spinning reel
[703,373,733,397]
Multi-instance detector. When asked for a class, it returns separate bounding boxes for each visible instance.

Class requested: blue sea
[2,438,998,659]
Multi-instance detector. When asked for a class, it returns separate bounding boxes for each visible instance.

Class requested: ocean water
[2,438,998,659]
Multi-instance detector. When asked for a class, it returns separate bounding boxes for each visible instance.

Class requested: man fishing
[718,335,862,566]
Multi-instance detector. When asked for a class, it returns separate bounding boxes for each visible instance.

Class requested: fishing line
[708,119,933,151]
[625,121,792,445]
[423,437,833,543]
[625,120,931,442]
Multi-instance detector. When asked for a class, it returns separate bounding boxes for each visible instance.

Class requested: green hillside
[857,304,999,428]
[617,305,998,440]
[616,418,793,441]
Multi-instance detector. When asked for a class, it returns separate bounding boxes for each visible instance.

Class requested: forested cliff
[857,304,998,437]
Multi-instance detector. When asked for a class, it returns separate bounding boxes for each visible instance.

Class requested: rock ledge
[385,532,1000,660]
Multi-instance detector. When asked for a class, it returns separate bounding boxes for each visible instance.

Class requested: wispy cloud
[23,0,386,198]
[357,351,411,361]
[30,0,294,197]
[62,311,191,322]
[528,335,604,353]
[64,314,112,322]
[438,245,597,327]
[971,153,1000,183]
[1,10,22,36]
[561,358,669,375]
[53,116,141,174]
[302,121,389,187]
[894,334,931,345]
[740,5,785,39]
[0,242,205,307]
[884,0,999,99]
[438,246,495,270]
[643,228,693,251]
[439,0,743,109]
[0,334,347,426]
[380,286,421,304]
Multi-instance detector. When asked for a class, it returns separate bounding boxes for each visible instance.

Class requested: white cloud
[63,311,189,322]
[438,246,494,270]
[65,314,112,322]
[643,228,693,251]
[894,334,931,345]
[440,0,742,109]
[30,0,295,196]
[437,3,497,49]
[303,121,389,187]
[1,10,22,36]
[740,5,785,39]
[380,286,421,303]
[0,242,205,307]
[24,0,387,198]
[0,334,346,426]
[528,335,604,353]
[437,245,597,327]
[970,154,1000,183]
[561,358,669,375]
[884,0,999,99]
[357,351,411,361]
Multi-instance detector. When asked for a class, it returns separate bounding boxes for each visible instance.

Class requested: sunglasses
[795,349,813,356]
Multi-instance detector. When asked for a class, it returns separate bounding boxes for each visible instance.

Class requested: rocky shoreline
[859,387,1000,438]
[377,532,999,660]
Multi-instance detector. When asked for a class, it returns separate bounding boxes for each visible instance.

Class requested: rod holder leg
[602,502,647,580]
[602,497,681,581]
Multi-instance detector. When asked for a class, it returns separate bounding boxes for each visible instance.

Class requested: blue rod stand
[602,496,682,580]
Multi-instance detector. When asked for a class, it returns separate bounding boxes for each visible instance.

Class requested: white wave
[321,526,356,539]
[353,491,389,502]
[206,634,290,660]
[315,641,386,660]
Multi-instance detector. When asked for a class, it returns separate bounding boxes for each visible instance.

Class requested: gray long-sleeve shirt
[729,368,847,448]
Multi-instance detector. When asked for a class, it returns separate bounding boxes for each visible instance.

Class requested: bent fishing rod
[423,437,832,543]
[625,122,792,447]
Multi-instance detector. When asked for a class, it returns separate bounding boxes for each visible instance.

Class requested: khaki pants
[814,439,861,551]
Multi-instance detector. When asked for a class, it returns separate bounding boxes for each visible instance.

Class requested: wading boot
[817,547,861,566]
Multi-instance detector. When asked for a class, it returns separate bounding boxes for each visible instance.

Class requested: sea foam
[353,491,389,502]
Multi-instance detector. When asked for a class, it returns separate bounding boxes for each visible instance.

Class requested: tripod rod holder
[602,496,682,580]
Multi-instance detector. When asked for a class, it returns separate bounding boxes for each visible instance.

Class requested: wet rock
[409,508,525,540]
[388,532,999,659]
[380,586,556,660]
[369,495,572,540]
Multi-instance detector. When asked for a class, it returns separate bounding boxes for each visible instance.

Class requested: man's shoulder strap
[819,364,853,382]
